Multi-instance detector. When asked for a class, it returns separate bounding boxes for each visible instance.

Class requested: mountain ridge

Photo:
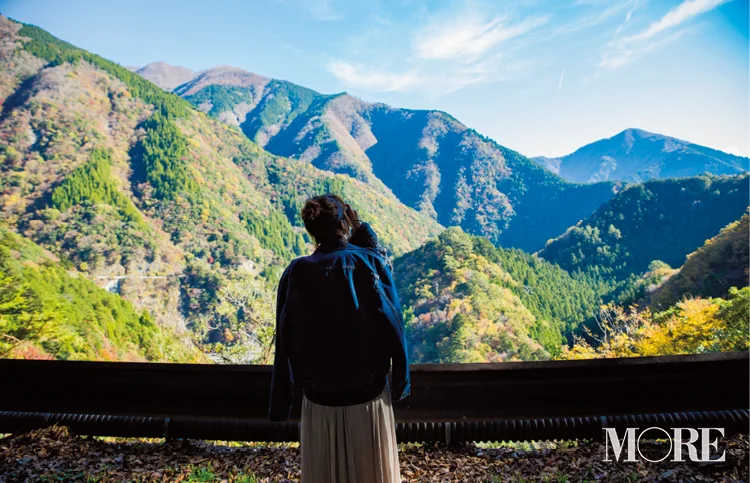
[136,62,748,190]
[531,128,748,184]
[538,174,750,285]
[648,214,749,309]
[0,17,441,363]
[2,24,746,365]
[136,61,620,252]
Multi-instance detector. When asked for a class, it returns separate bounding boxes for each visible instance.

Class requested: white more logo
[604,427,726,463]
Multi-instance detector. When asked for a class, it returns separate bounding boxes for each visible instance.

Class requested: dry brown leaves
[0,426,747,483]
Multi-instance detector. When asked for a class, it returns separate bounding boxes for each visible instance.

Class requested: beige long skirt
[300,384,401,483]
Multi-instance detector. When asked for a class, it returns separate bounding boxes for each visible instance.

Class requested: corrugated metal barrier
[1,352,747,442]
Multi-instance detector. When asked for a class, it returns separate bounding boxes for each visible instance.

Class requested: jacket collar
[314,237,349,253]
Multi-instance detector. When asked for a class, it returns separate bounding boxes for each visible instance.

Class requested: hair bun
[302,200,322,220]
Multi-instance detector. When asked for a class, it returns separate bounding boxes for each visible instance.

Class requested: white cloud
[413,13,549,61]
[558,69,565,92]
[624,0,728,43]
[601,29,688,68]
[326,56,533,95]
[326,61,425,92]
[479,1,634,66]
[614,1,639,35]
[326,8,546,94]
[326,5,560,96]
[600,0,727,69]
[557,0,633,36]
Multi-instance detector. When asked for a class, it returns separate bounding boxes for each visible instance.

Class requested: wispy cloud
[601,0,729,69]
[625,4,635,21]
[413,13,549,61]
[500,0,633,59]
[327,7,545,94]
[554,0,633,36]
[613,0,639,35]
[326,61,425,91]
[625,0,728,43]
[601,29,690,68]
[326,56,532,95]
[326,0,727,93]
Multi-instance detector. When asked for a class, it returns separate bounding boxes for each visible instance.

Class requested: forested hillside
[1,16,747,364]
[393,228,606,362]
[0,16,440,362]
[141,63,619,252]
[532,128,748,184]
[538,175,749,288]
[561,286,749,360]
[0,224,200,361]
[648,214,749,309]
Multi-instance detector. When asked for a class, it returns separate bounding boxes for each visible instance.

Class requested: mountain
[4,18,746,364]
[0,223,202,361]
[0,17,441,362]
[538,175,749,286]
[140,63,620,252]
[532,129,749,184]
[393,228,606,361]
[133,61,197,91]
[648,214,749,309]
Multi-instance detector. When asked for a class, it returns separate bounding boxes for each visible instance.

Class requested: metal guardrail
[1,410,747,444]
[1,352,748,442]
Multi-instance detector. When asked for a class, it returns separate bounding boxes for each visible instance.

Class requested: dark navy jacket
[268,223,410,422]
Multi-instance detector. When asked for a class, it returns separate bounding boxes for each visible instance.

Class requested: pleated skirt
[300,383,401,483]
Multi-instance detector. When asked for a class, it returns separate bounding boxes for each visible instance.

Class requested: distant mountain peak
[135,61,197,91]
[173,65,271,96]
[617,127,652,137]
[133,63,617,251]
[143,60,182,69]
[532,128,748,183]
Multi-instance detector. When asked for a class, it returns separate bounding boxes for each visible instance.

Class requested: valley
[0,16,747,364]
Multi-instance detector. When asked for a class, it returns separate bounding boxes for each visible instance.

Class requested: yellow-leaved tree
[559,287,749,360]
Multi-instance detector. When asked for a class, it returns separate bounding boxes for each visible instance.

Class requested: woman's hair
[301,194,352,245]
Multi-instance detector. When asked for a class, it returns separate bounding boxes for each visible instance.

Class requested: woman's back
[281,240,399,393]
[268,194,408,483]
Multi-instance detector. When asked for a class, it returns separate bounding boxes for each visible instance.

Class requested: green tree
[131,113,197,201]
[0,247,58,357]
[715,287,750,352]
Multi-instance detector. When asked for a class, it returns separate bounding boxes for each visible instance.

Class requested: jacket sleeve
[375,257,411,402]
[268,263,294,422]
[349,222,389,260]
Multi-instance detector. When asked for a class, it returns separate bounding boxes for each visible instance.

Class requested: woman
[269,193,410,483]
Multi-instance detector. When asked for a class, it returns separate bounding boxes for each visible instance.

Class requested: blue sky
[1,0,747,157]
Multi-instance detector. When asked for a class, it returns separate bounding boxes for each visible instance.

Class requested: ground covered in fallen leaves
[0,426,747,482]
